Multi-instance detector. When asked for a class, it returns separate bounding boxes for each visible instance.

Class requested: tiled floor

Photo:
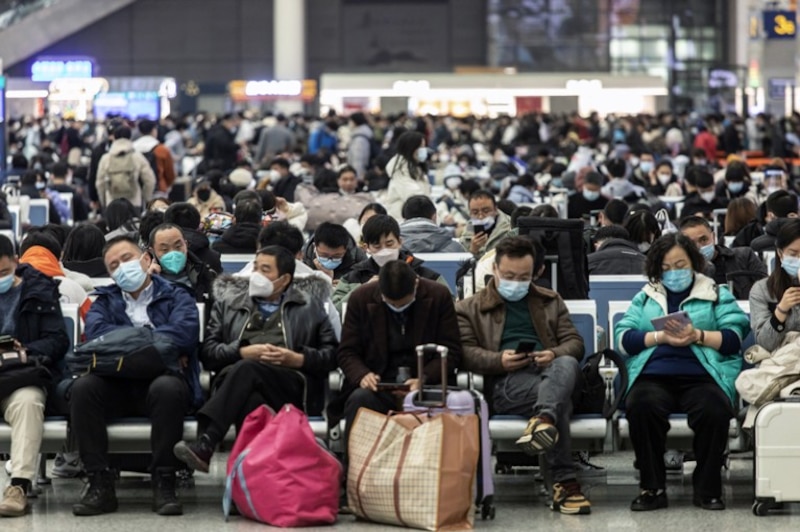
[3,451,800,531]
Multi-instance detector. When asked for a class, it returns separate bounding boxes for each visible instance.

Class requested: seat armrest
[329,369,344,392]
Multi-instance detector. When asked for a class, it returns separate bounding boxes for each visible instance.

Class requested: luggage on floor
[348,344,480,531]
[223,404,341,527]
[403,345,496,520]
[752,398,800,516]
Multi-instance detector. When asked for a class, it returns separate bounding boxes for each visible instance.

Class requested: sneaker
[551,481,591,515]
[152,468,183,516]
[693,496,725,511]
[631,489,668,511]
[515,416,559,455]
[72,470,118,516]
[573,451,606,476]
[52,451,84,479]
[173,435,214,474]
[0,485,28,517]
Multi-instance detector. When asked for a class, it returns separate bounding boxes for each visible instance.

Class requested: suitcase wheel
[752,500,776,516]
[480,503,496,520]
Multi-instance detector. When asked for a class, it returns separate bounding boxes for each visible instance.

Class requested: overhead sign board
[31,59,93,82]
[228,80,317,102]
[763,10,796,39]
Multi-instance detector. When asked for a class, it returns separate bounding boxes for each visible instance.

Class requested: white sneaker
[4,460,11,476]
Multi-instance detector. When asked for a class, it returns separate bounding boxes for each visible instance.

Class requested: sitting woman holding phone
[749,219,800,351]
[614,232,750,512]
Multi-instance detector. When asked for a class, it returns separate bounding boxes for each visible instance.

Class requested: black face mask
[197,188,212,202]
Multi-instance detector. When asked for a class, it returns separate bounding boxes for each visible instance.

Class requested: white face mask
[700,191,716,203]
[269,169,282,182]
[371,247,400,267]
[249,273,274,299]
[657,173,672,186]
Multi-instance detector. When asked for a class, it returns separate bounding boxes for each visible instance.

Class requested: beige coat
[96,138,156,209]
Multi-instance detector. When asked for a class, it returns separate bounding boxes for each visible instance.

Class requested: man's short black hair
[148,223,185,247]
[269,157,290,170]
[257,221,304,255]
[645,233,706,284]
[256,245,296,279]
[234,200,263,225]
[350,112,368,127]
[595,225,629,243]
[694,168,714,189]
[468,190,497,207]
[494,236,545,274]
[113,126,132,140]
[679,215,712,232]
[766,190,799,218]
[605,158,627,178]
[379,260,417,300]
[603,199,628,225]
[164,202,202,231]
[401,195,436,220]
[20,231,61,259]
[313,222,350,249]
[51,161,69,178]
[102,235,141,259]
[584,171,603,187]
[138,119,157,136]
[0,234,15,260]
[42,223,69,247]
[139,210,165,245]
[362,215,400,246]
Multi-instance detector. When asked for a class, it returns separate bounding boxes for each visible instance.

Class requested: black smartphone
[515,341,537,354]
[376,383,411,392]
[473,224,486,234]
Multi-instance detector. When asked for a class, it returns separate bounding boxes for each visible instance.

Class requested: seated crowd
[0,113,795,523]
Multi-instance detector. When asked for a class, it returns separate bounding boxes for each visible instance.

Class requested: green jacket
[614,273,750,403]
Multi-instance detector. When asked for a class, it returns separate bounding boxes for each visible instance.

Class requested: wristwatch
[696,330,705,346]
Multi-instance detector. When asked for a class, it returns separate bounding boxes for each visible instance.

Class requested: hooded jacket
[87,275,203,408]
[211,222,261,255]
[385,154,431,220]
[96,138,157,208]
[201,275,338,415]
[183,228,223,274]
[301,233,367,281]
[132,135,176,192]
[20,246,92,319]
[614,274,750,403]
[751,217,794,253]
[588,238,647,276]
[703,245,767,300]
[400,218,465,254]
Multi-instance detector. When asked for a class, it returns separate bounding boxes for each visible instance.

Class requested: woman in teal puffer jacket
[614,233,750,513]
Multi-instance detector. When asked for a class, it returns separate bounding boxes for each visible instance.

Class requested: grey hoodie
[400,218,465,253]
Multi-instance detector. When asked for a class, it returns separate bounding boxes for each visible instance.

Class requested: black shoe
[152,468,183,516]
[693,497,725,510]
[72,470,118,516]
[173,435,214,474]
[630,490,668,511]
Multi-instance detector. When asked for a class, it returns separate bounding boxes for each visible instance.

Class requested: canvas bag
[348,407,479,531]
[223,404,340,527]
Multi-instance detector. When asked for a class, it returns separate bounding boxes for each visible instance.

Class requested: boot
[152,467,183,516]
[72,470,118,516]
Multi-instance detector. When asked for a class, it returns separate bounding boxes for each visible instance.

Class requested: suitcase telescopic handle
[416,344,448,406]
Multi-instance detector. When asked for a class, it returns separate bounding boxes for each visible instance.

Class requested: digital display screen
[93,92,159,120]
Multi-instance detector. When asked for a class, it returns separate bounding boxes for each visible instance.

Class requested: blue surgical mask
[0,273,14,294]
[497,279,530,302]
[700,243,715,261]
[583,189,600,202]
[782,256,800,277]
[112,258,148,293]
[317,254,343,271]
[35,182,46,190]
[661,268,694,293]
[639,161,654,174]
[727,182,744,194]
[159,251,187,275]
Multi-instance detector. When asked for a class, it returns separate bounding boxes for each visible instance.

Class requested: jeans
[492,356,580,483]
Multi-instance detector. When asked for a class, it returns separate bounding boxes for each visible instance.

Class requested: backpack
[351,133,381,167]
[105,149,138,199]
[223,404,340,526]
[516,217,589,299]
[574,349,629,419]
[142,146,159,180]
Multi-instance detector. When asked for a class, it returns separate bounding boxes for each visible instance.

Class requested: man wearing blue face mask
[70,235,201,517]
[679,216,765,300]
[567,171,608,220]
[331,260,461,457]
[148,224,217,304]
[456,236,591,515]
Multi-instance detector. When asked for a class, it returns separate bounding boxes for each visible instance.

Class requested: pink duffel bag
[223,404,341,527]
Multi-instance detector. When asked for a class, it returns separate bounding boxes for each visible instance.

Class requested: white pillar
[273,0,306,115]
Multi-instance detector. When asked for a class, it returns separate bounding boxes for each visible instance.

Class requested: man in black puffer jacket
[211,199,262,255]
[588,225,647,276]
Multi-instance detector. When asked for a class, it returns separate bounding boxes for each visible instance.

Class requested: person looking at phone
[0,234,69,517]
[456,236,590,515]
[459,190,513,259]
[750,219,800,351]
[614,232,750,512]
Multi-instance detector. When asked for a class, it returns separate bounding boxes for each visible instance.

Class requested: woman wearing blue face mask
[615,232,750,512]
[749,219,800,352]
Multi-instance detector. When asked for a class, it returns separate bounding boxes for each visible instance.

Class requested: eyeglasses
[469,207,494,217]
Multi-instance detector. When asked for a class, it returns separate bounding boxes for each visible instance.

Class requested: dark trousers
[70,374,190,473]
[625,375,733,498]
[343,388,397,451]
[197,360,305,445]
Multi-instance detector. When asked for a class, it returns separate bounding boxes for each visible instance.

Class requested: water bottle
[397,366,411,384]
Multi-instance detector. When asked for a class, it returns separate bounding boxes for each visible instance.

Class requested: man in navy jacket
[71,235,200,518]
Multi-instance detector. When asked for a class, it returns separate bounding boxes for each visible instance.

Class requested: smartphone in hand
[472,224,486,235]
[515,341,537,355]
[650,311,692,331]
